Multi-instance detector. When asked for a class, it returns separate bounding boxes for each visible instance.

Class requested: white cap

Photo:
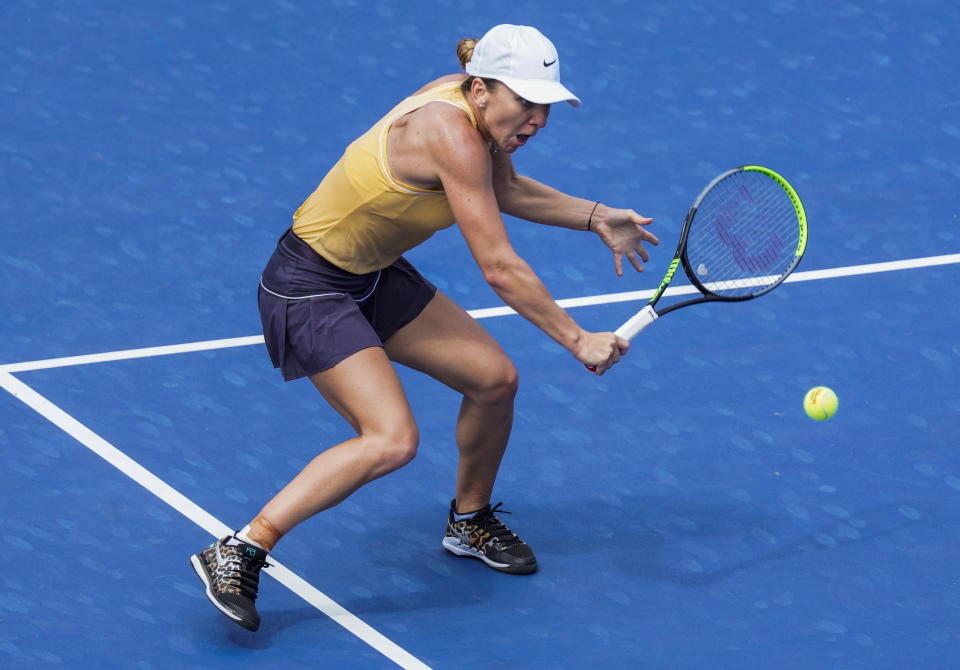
[465,24,581,108]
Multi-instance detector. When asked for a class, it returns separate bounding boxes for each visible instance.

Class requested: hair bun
[456,38,478,70]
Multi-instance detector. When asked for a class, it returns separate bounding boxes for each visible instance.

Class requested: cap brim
[496,76,581,107]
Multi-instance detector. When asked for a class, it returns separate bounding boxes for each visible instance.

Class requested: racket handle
[614,304,658,341]
[584,305,658,374]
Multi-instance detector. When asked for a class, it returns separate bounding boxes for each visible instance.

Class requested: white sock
[453,508,483,522]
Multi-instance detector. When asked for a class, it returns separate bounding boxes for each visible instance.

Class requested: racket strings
[686,172,800,298]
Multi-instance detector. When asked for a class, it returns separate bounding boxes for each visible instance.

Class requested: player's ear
[470,77,489,108]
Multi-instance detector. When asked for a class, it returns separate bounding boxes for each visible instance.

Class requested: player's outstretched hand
[592,205,659,276]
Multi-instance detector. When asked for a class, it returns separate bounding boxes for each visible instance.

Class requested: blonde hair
[456,37,499,95]
[456,38,478,70]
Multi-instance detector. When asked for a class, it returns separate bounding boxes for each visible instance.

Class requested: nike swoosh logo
[543,58,557,67]
[450,523,473,547]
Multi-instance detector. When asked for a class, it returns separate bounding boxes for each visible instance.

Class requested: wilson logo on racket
[713,183,786,273]
[586,165,807,374]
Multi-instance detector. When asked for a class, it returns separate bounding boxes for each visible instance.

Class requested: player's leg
[384,291,536,574]
[253,345,419,536]
[385,290,516,511]
[191,345,418,630]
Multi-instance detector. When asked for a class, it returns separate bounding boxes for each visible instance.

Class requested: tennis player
[190,24,658,631]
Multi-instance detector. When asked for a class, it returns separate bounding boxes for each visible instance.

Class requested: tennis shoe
[442,501,537,574]
[190,534,269,631]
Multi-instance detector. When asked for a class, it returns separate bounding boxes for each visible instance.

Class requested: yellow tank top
[292,81,478,274]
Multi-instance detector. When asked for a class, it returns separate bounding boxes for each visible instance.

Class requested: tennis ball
[804,386,838,421]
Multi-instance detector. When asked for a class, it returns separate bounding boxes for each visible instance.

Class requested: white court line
[0,370,433,670]
[2,253,958,374]
[0,335,267,374]
[470,252,960,316]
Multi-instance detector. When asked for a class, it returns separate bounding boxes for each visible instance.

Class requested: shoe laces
[474,502,523,549]
[220,544,268,600]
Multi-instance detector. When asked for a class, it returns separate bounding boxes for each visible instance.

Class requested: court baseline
[2,253,957,375]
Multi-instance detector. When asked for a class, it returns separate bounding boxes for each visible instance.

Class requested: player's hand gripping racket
[587,165,807,373]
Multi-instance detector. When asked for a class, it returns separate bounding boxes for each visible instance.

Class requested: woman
[190,24,658,632]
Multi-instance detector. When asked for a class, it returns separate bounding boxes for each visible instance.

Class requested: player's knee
[367,423,419,473]
[471,358,519,406]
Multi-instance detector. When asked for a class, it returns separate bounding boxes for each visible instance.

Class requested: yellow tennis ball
[804,386,838,421]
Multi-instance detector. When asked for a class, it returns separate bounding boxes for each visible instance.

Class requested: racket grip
[584,305,658,374]
[614,304,658,341]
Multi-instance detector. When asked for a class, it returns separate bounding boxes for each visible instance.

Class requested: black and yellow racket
[588,165,807,372]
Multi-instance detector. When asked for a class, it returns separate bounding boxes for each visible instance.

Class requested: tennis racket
[587,165,807,373]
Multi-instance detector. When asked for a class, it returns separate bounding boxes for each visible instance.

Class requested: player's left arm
[491,151,660,275]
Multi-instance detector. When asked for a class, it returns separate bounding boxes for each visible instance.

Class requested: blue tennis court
[3,2,959,668]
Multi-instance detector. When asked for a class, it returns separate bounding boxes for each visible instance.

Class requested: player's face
[478,82,551,153]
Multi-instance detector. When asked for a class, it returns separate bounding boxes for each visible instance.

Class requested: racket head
[679,166,807,301]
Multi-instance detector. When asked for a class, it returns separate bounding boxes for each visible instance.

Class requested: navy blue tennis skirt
[257,229,437,381]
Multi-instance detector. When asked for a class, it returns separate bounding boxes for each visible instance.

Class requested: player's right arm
[423,106,626,372]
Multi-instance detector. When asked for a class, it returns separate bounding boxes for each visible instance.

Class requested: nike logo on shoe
[450,524,473,547]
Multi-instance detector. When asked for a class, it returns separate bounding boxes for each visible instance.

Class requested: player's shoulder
[418,105,487,166]
[409,90,482,150]
[402,75,488,173]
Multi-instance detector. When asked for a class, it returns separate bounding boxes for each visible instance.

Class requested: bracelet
[586,201,600,231]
